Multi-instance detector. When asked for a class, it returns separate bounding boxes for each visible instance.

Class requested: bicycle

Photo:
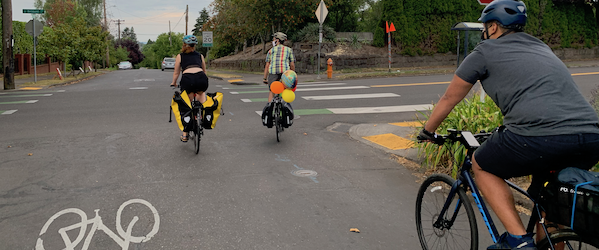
[415,129,598,250]
[36,199,160,250]
[272,94,285,142]
[169,89,203,154]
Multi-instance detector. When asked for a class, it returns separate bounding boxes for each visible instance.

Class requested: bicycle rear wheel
[416,174,478,250]
[275,103,281,142]
[537,229,599,250]
[194,111,201,154]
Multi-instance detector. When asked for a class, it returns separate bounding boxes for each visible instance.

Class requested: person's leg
[472,155,527,235]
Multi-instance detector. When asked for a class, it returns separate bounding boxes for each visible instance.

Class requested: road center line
[371,81,450,88]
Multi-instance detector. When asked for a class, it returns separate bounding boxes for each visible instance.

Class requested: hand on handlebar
[263,79,268,84]
[417,128,445,145]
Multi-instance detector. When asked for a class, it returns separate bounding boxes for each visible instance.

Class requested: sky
[12,0,213,43]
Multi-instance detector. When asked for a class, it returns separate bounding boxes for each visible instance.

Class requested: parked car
[162,57,176,71]
[118,61,133,70]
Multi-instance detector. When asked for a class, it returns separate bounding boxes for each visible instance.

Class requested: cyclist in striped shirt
[263,32,296,104]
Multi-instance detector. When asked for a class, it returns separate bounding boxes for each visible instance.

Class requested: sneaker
[487,232,537,250]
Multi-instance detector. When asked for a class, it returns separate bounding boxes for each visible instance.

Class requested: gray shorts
[267,73,283,89]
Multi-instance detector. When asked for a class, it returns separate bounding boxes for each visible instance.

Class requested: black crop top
[180,51,203,70]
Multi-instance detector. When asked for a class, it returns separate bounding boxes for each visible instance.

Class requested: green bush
[292,23,336,43]
[415,94,503,177]
[590,85,599,172]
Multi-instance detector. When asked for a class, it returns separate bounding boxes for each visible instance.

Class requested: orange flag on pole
[389,22,396,32]
[386,21,396,33]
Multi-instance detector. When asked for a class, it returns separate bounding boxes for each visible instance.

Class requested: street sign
[26,20,44,37]
[478,0,494,5]
[202,31,213,47]
[315,0,328,25]
[23,9,45,14]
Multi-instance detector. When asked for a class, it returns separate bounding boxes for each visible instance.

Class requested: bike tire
[275,103,281,142]
[116,198,161,243]
[536,228,599,250]
[415,174,478,250]
[194,111,201,154]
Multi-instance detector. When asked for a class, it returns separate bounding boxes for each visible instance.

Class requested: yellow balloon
[281,89,295,103]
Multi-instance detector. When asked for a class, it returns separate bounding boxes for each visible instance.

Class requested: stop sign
[478,0,494,4]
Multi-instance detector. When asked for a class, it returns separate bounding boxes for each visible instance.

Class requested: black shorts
[474,126,599,197]
[180,71,209,93]
[267,73,282,89]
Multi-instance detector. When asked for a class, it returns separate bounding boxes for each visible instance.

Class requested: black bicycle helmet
[478,0,527,30]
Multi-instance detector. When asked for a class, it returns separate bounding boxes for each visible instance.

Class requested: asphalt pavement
[5,58,599,165]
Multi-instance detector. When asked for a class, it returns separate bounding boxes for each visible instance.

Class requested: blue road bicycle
[415,129,598,250]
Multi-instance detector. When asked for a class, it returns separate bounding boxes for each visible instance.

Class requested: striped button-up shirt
[266,45,295,74]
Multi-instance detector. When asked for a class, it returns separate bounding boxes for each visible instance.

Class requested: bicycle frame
[431,132,557,249]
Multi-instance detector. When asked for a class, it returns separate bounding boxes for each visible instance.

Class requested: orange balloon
[270,81,284,94]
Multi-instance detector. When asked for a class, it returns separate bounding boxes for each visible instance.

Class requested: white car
[118,61,133,70]
[162,58,175,71]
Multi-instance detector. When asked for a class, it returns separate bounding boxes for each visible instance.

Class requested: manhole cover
[292,170,318,177]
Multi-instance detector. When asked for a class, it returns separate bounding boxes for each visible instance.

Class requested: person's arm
[424,74,474,132]
[170,54,181,86]
[290,61,295,71]
[201,54,206,73]
[263,50,272,84]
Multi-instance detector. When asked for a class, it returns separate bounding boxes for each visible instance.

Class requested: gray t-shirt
[456,32,599,136]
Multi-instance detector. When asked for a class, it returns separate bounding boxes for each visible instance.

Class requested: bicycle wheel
[275,103,281,142]
[537,229,599,250]
[416,174,478,250]
[194,110,201,154]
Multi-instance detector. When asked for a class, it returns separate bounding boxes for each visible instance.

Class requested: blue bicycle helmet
[183,35,198,45]
[478,0,527,30]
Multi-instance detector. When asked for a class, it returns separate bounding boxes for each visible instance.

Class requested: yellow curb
[19,87,43,90]
[228,79,243,83]
[212,73,242,79]
[363,133,414,150]
[389,121,421,127]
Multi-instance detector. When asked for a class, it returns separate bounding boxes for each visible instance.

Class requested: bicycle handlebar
[419,128,495,149]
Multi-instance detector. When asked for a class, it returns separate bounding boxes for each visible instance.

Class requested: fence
[14,54,60,75]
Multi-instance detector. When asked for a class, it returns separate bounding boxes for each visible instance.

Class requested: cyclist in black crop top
[170,35,209,142]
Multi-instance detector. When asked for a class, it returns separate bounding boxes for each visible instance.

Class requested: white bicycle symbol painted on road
[35,199,160,250]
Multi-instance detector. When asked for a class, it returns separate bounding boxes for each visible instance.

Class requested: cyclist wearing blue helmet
[170,35,208,142]
[419,0,599,249]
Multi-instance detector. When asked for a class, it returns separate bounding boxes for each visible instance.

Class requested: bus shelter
[451,22,484,67]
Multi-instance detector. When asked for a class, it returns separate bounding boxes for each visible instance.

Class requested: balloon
[281,70,297,89]
[292,85,297,92]
[282,89,295,103]
[270,81,284,94]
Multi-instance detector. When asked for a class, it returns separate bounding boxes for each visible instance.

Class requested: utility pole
[104,0,109,68]
[116,19,124,46]
[169,21,172,46]
[185,5,188,35]
[2,0,15,90]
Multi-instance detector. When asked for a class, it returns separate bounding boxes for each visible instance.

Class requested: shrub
[415,94,503,177]
[590,85,599,172]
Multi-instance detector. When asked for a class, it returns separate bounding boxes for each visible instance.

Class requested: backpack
[201,92,224,129]
[281,102,294,128]
[540,167,599,243]
[262,102,274,128]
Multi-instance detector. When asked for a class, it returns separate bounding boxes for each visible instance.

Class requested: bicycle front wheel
[416,174,478,250]
[536,229,599,250]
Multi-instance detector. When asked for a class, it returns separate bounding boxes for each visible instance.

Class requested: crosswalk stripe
[296,86,369,92]
[328,104,432,114]
[255,104,432,116]
[371,81,450,88]
[1,110,18,115]
[241,98,268,103]
[296,83,346,87]
[0,100,39,104]
[302,93,399,100]
[0,94,52,98]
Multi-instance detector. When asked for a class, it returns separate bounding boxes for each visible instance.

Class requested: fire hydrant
[327,58,333,79]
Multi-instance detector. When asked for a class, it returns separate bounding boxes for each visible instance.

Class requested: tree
[326,0,363,32]
[192,8,210,37]
[35,0,102,28]
[121,27,137,42]
[117,39,144,65]
[13,21,34,55]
